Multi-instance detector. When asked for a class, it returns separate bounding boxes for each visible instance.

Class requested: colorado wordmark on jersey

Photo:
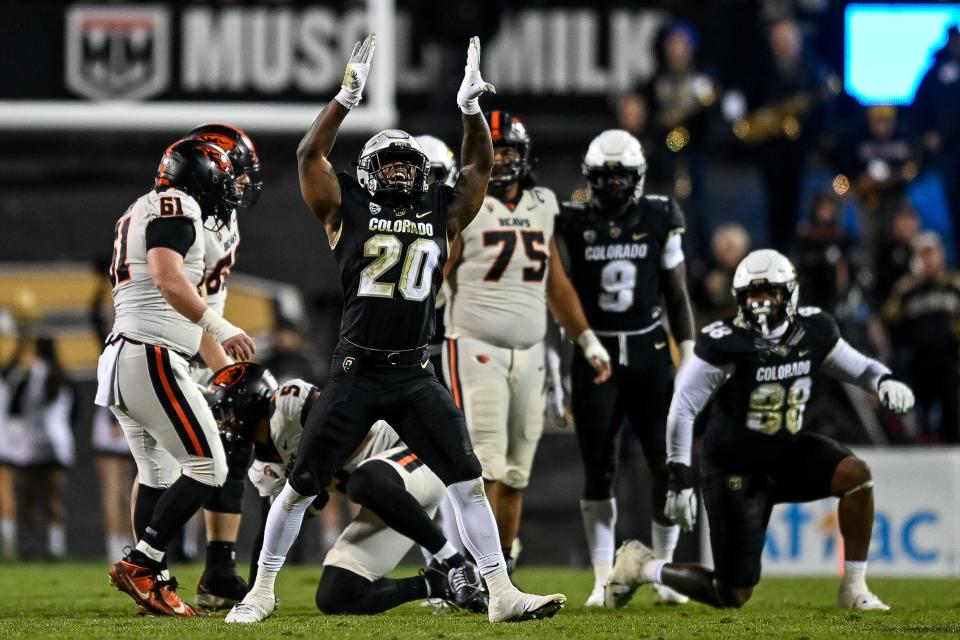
[110,188,206,356]
[203,210,239,315]
[666,308,892,468]
[446,187,558,349]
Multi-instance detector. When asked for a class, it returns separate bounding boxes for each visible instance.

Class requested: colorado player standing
[556,130,695,606]
[443,111,612,573]
[605,250,915,611]
[228,35,565,624]
[96,140,256,617]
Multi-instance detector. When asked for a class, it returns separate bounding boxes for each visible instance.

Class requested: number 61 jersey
[694,308,842,468]
[110,188,206,356]
[333,173,450,352]
[557,195,685,333]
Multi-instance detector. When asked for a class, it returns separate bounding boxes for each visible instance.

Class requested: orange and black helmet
[207,362,278,447]
[155,139,238,228]
[484,110,532,187]
[186,123,262,209]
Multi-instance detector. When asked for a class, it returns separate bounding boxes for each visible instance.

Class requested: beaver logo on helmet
[186,124,262,209]
[155,139,238,230]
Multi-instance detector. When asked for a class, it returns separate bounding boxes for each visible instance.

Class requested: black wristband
[877,373,897,392]
[667,462,692,492]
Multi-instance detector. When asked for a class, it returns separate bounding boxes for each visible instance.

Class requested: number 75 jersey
[446,188,557,349]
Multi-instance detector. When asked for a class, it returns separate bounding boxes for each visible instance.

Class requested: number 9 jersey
[556,195,685,333]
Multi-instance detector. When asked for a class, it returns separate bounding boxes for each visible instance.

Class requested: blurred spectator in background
[736,16,838,253]
[690,222,751,326]
[883,233,960,443]
[6,336,75,559]
[850,106,919,249]
[913,25,960,258]
[875,201,921,305]
[795,191,863,312]
[89,260,135,559]
[0,322,17,560]
[637,21,717,260]
[263,318,320,384]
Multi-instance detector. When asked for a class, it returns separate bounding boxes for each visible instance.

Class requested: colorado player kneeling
[206,363,487,615]
[605,250,914,611]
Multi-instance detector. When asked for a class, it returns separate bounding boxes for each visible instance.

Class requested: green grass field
[0,563,958,639]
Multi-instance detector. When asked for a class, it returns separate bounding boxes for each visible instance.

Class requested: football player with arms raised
[227,35,565,624]
[605,250,914,611]
[443,111,612,574]
[96,140,256,616]
[555,130,695,606]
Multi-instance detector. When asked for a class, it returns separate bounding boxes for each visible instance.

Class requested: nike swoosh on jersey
[654,341,667,349]
[798,349,811,357]
[420,360,429,368]
[633,232,648,240]
[416,210,432,219]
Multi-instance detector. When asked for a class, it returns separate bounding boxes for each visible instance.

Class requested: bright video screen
[845,3,960,104]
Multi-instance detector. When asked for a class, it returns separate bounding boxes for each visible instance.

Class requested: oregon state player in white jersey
[95,139,256,617]
[443,110,612,572]
[205,363,488,614]
[183,124,263,610]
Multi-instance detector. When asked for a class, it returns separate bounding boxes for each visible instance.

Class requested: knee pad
[315,566,364,614]
[204,476,245,513]
[347,461,401,506]
[182,452,227,488]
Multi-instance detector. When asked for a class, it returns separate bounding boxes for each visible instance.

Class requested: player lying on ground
[96,139,256,617]
[205,363,488,614]
[556,130,694,606]
[606,249,914,611]
[228,34,563,624]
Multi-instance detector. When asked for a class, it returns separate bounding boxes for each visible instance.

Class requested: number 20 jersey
[446,188,558,349]
[110,189,206,355]
[333,173,450,351]
[694,308,841,469]
[556,196,685,333]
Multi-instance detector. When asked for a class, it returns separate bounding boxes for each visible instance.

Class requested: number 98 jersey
[333,173,450,351]
[695,308,841,468]
[557,195,685,332]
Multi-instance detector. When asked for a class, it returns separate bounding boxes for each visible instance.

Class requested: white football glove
[576,329,612,383]
[664,463,697,533]
[665,488,698,533]
[335,34,376,109]
[544,346,568,428]
[878,376,914,414]
[457,36,496,115]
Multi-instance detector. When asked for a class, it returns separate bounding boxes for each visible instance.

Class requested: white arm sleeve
[820,338,890,394]
[660,233,685,269]
[667,354,730,466]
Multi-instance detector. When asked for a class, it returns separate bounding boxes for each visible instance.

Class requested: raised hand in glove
[457,36,496,115]
[335,34,376,109]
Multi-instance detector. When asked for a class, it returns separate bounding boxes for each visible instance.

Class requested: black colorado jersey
[333,173,451,351]
[557,195,685,332]
[695,308,841,468]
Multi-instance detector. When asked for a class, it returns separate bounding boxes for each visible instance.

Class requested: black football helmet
[186,123,262,209]
[484,110,532,188]
[206,362,279,447]
[155,139,239,230]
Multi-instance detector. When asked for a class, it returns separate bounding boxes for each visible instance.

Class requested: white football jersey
[110,189,206,355]
[446,187,558,348]
[202,210,240,315]
[250,378,400,498]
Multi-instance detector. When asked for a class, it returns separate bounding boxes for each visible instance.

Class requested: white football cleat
[654,583,689,605]
[488,589,565,622]
[225,589,276,624]
[584,585,605,607]
[838,587,890,611]
[604,540,655,609]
